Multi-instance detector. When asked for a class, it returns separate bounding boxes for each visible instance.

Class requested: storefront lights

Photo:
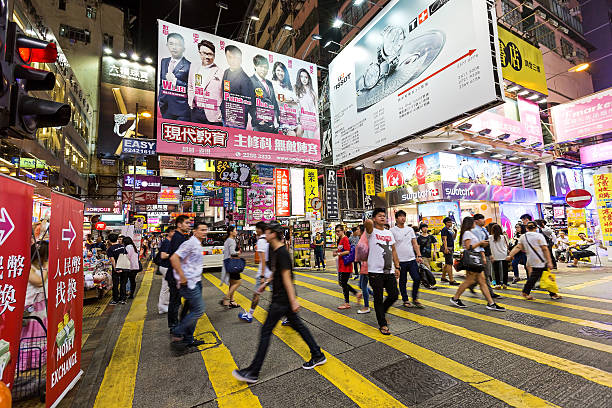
[373,158,384,164]
[119,52,127,58]
[396,149,409,156]
[518,90,530,96]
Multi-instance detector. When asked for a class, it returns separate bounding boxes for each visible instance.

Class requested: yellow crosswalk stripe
[194,314,262,407]
[299,271,612,331]
[261,273,612,387]
[233,273,560,407]
[93,265,154,408]
[565,275,612,291]
[281,269,612,354]
[203,274,406,408]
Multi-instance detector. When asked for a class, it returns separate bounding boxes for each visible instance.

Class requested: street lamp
[354,0,383,7]
[302,33,322,59]
[547,62,591,81]
[332,18,358,29]
[274,24,294,52]
[215,2,228,35]
[245,15,259,43]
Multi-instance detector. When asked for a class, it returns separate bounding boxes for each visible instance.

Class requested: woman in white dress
[271,62,303,136]
[295,69,318,138]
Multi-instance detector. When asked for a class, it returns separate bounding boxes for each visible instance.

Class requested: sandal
[228,301,240,308]
[403,301,412,308]
[379,326,391,335]
[521,294,534,300]
[219,299,229,308]
[550,294,563,300]
[337,304,351,310]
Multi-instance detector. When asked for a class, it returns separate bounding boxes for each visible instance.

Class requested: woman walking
[490,224,509,289]
[221,226,241,308]
[450,217,505,311]
[123,237,140,299]
[510,223,527,283]
[313,232,326,270]
[333,225,361,309]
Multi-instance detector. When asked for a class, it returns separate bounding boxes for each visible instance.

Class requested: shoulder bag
[460,234,484,272]
[115,249,131,271]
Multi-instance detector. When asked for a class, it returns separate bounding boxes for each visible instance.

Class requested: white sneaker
[357,308,371,314]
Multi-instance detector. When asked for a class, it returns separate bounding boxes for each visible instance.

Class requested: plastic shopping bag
[355,232,369,262]
[540,270,559,293]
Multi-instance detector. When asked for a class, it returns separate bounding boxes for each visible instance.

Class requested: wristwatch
[358,25,406,91]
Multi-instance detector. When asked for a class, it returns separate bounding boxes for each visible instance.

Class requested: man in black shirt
[157,226,176,314]
[166,215,191,330]
[440,218,459,285]
[233,222,326,384]
[106,233,128,304]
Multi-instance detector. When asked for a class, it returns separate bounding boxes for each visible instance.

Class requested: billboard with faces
[156,20,320,164]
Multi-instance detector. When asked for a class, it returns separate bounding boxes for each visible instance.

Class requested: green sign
[235,188,244,207]
[192,197,207,212]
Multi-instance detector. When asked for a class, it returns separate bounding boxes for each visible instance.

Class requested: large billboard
[156,20,320,164]
[329,0,503,165]
[97,56,156,158]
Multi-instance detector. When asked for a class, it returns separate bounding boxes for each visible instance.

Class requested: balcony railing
[538,0,583,34]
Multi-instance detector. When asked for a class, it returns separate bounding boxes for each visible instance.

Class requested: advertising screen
[156,20,320,164]
[329,0,503,164]
[551,166,584,197]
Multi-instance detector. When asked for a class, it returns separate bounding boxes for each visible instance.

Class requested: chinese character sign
[47,192,84,407]
[552,88,612,144]
[156,20,320,165]
[364,173,376,196]
[0,175,33,389]
[304,169,319,215]
[274,169,290,217]
[292,221,311,268]
[247,185,276,224]
[325,169,339,220]
[214,160,251,188]
[593,173,612,246]
[123,175,162,192]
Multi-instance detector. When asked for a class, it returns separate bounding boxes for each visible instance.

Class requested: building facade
[579,0,612,91]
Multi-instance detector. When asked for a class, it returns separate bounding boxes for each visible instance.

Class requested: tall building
[579,0,612,91]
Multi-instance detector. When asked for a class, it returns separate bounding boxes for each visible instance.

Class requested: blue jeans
[399,260,420,302]
[512,252,527,279]
[172,281,205,342]
[359,274,370,308]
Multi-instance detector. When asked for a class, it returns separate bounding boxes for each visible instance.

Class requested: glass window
[560,37,574,59]
[59,0,66,11]
[86,6,97,19]
[535,24,556,50]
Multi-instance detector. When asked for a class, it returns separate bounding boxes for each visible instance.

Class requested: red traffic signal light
[18,41,58,64]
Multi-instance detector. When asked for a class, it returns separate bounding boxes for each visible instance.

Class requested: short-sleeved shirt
[520,232,548,268]
[417,234,437,258]
[441,227,455,250]
[270,245,293,305]
[337,236,352,273]
[256,235,272,278]
[106,244,126,272]
[462,230,483,252]
[159,238,171,268]
[166,231,189,284]
[367,228,396,274]
[390,226,416,262]
[173,236,204,289]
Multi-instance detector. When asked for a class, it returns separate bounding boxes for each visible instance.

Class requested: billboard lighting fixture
[354,164,364,170]
[518,90,530,96]
[354,0,366,5]
[530,142,542,148]
[472,150,486,155]
[119,52,127,58]
[373,158,384,164]
[282,24,293,31]
[478,128,492,136]
[527,94,540,100]
[457,123,472,131]
[131,53,139,61]
[103,47,112,54]
[508,156,520,161]
[507,85,520,92]
[515,137,527,144]
[216,2,228,10]
[312,34,323,41]
[332,18,344,28]
[523,159,535,164]
[498,133,511,140]
[145,56,153,64]
[249,15,260,21]
[491,153,505,159]
[451,145,467,151]
[396,149,409,156]
[538,97,547,104]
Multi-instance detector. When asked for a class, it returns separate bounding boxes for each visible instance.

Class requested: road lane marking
[203,274,406,408]
[93,265,153,408]
[263,274,612,387]
[195,314,261,407]
[296,271,612,331]
[565,275,612,291]
[277,269,612,354]
[234,273,560,407]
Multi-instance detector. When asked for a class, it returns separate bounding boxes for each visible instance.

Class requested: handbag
[342,244,356,265]
[461,249,484,272]
[115,252,131,270]
[224,257,246,274]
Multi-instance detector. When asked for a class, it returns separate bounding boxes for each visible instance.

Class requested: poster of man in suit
[159,32,191,120]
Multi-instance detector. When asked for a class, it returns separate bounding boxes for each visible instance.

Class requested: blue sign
[122,138,157,156]
[223,187,234,208]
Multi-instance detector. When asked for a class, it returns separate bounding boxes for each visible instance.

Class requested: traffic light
[1,18,71,138]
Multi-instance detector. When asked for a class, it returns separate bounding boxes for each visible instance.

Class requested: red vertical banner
[47,192,84,407]
[0,175,33,388]
[274,169,290,217]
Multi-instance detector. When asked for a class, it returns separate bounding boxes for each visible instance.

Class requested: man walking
[157,226,176,314]
[106,233,128,305]
[440,217,459,285]
[390,210,424,308]
[170,221,209,349]
[239,222,271,323]
[365,208,401,335]
[468,214,500,299]
[166,215,191,331]
[233,222,326,383]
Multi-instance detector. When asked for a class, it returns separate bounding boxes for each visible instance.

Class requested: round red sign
[95,222,107,230]
[565,189,592,208]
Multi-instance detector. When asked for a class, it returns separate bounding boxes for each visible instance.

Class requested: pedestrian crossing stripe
[229,274,561,407]
[257,273,612,387]
[565,275,612,291]
[194,314,262,407]
[93,265,154,408]
[202,274,407,408]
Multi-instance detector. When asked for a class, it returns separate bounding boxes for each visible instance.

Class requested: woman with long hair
[272,62,303,136]
[333,225,361,309]
[490,223,509,289]
[450,217,505,311]
[221,226,241,308]
[122,236,140,299]
[295,69,318,138]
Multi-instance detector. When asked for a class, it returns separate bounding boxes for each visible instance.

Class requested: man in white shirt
[240,222,272,322]
[507,221,561,300]
[188,39,223,125]
[365,208,401,335]
[390,210,423,308]
[169,221,208,349]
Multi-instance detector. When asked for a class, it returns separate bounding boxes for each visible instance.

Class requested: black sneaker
[171,340,187,351]
[449,281,460,286]
[232,369,258,384]
[119,300,127,304]
[449,298,467,308]
[440,278,449,283]
[468,287,476,294]
[486,303,506,312]
[185,339,206,347]
[109,300,118,305]
[302,354,327,369]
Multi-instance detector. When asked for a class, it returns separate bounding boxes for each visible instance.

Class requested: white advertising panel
[329,0,503,164]
[290,167,305,216]
[156,20,320,165]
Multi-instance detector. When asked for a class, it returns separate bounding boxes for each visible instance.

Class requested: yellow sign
[593,173,612,245]
[364,173,376,196]
[567,208,588,243]
[304,168,319,215]
[497,25,547,95]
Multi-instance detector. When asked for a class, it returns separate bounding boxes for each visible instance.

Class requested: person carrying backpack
[333,224,362,310]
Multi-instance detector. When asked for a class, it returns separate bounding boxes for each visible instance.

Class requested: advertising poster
[158,186,181,205]
[325,169,340,220]
[567,207,588,243]
[452,156,501,186]
[364,173,376,196]
[192,197,206,213]
[383,153,441,191]
[418,201,460,227]
[223,187,234,209]
[293,220,311,268]
[156,20,320,164]
[47,192,84,407]
[551,166,584,197]
[274,169,290,217]
[304,169,319,215]
[159,155,193,170]
[580,140,612,165]
[330,0,502,164]
[214,160,251,188]
[551,87,612,144]
[97,56,156,158]
[236,188,245,208]
[123,175,162,192]
[0,176,33,389]
[246,185,276,224]
[255,164,275,185]
[499,202,539,238]
[290,168,305,216]
[593,173,612,246]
